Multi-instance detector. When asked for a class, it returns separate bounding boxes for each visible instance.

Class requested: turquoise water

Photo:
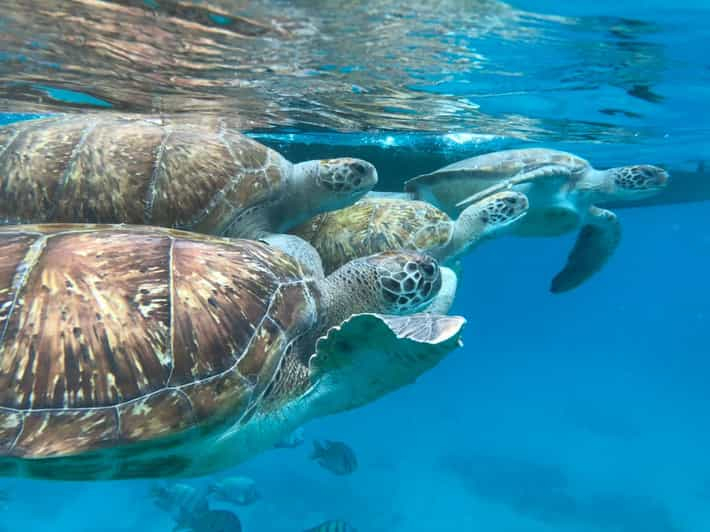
[0,1,709,531]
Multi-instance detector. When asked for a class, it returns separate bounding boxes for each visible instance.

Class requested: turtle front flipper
[305,313,465,417]
[550,206,621,293]
[454,164,574,212]
[260,233,325,279]
[364,191,414,201]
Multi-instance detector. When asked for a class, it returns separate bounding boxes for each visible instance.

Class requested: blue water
[0,0,709,531]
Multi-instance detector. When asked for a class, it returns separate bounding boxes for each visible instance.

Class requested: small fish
[150,482,209,521]
[173,508,242,532]
[310,440,358,476]
[304,520,357,532]
[274,427,306,448]
[208,476,261,506]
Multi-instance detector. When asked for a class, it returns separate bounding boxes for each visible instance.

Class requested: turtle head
[292,158,378,222]
[320,251,441,329]
[367,251,442,314]
[604,165,669,200]
[449,190,528,259]
[473,190,529,235]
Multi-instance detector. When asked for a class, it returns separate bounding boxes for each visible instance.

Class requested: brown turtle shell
[291,198,453,275]
[0,224,318,464]
[0,114,289,235]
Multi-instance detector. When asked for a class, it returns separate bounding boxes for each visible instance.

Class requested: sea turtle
[0,224,464,480]
[401,148,669,292]
[290,191,529,312]
[0,113,377,239]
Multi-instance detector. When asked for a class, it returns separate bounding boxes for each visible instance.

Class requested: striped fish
[304,520,357,532]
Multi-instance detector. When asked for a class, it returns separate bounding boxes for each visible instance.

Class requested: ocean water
[0,1,708,531]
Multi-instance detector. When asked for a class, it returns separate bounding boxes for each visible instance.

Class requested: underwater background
[0,0,708,530]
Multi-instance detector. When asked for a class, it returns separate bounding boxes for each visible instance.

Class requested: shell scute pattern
[12,409,117,458]
[180,369,252,425]
[293,198,452,274]
[150,128,239,228]
[190,131,285,235]
[268,283,318,337]
[116,390,194,443]
[222,131,280,206]
[53,118,163,223]
[0,233,40,328]
[236,317,288,397]
[168,237,308,388]
[0,225,317,458]
[0,117,88,223]
[0,410,22,452]
[0,230,173,410]
[0,115,292,235]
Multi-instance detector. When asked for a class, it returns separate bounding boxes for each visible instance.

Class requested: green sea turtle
[401,148,669,292]
[0,224,464,480]
[290,191,529,312]
[0,114,377,239]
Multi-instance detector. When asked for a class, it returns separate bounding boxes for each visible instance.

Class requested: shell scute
[117,390,194,443]
[0,118,88,223]
[169,239,279,386]
[150,128,241,228]
[220,132,285,208]
[0,409,22,452]
[52,119,164,223]
[268,282,317,337]
[0,230,172,410]
[0,233,41,329]
[412,222,450,250]
[180,370,253,424]
[236,317,288,395]
[222,131,270,175]
[12,408,118,458]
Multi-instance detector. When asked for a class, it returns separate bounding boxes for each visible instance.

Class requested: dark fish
[174,509,242,532]
[304,520,357,532]
[310,440,358,476]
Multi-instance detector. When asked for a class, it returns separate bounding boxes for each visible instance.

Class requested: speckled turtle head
[600,164,669,199]
[366,250,441,314]
[286,158,378,227]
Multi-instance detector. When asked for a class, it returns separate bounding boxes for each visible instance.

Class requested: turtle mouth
[643,169,669,189]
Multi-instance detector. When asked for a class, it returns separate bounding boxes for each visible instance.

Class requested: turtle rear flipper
[550,206,621,293]
[454,164,574,212]
[306,313,465,417]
